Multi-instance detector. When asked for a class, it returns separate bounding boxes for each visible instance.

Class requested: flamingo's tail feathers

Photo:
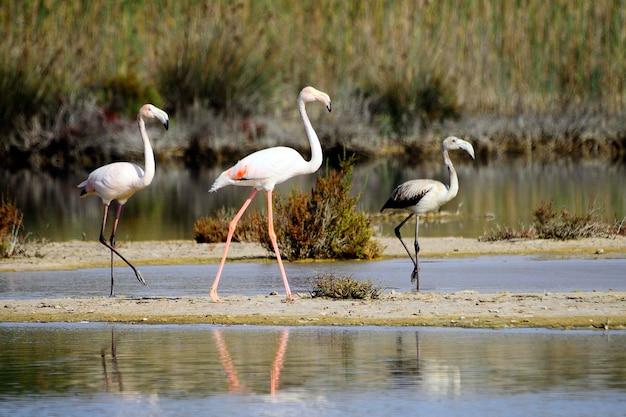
[77,180,90,197]
[209,173,229,193]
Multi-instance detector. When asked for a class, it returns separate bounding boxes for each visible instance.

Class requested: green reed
[1,0,625,134]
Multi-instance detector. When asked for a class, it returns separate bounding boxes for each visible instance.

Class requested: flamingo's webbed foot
[410,268,420,291]
[135,270,147,286]
[210,286,223,303]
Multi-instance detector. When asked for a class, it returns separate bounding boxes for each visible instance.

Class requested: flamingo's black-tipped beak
[164,120,169,130]
[327,104,331,112]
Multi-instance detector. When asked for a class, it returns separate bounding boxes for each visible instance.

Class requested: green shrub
[310,273,382,300]
[0,52,62,130]
[258,155,383,260]
[193,155,383,260]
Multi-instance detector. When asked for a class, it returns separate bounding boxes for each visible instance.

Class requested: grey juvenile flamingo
[380,136,475,290]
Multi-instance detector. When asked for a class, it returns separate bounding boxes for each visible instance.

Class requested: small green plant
[310,273,382,300]
[480,201,624,241]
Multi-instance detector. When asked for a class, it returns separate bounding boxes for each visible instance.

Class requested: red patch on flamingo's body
[232,165,248,180]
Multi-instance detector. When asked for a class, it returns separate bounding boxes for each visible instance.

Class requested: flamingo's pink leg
[266,190,293,301]
[211,189,258,302]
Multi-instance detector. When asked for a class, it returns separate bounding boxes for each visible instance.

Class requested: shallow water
[1,256,625,299]
[1,323,625,417]
[2,160,624,241]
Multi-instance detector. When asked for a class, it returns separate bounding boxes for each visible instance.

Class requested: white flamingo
[380,136,475,290]
[208,86,331,302]
[78,104,169,296]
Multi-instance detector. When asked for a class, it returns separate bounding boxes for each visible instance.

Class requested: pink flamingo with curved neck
[209,86,331,302]
[78,104,169,296]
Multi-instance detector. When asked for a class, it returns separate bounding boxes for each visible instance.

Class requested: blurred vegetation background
[1,0,626,171]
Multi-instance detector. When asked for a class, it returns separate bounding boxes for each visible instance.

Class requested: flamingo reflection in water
[213,329,290,395]
[101,328,124,393]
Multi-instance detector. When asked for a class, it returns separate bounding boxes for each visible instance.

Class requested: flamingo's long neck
[138,115,156,187]
[443,147,459,203]
[298,97,323,174]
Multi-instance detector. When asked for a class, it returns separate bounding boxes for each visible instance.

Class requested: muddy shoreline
[1,237,625,329]
[3,236,625,272]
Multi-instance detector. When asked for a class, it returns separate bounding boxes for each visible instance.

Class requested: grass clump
[310,273,382,300]
[478,224,534,242]
[0,192,24,257]
[532,201,623,240]
[480,201,625,241]
[193,207,262,244]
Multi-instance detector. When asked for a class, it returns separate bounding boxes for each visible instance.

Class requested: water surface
[2,160,624,241]
[1,323,625,417]
[1,256,625,299]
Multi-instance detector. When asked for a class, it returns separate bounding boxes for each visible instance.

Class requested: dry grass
[0,192,24,257]
[193,208,262,244]
[310,273,382,300]
[2,1,626,168]
[2,2,625,117]
[480,200,626,241]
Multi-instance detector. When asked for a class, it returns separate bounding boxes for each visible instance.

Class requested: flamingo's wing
[232,147,305,180]
[381,179,449,212]
[210,147,307,192]
[80,162,145,202]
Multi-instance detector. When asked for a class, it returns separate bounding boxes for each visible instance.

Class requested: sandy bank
[2,236,624,272]
[1,237,624,329]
